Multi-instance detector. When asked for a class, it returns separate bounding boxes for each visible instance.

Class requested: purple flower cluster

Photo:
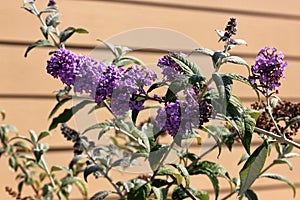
[46,48,83,86]
[157,53,184,82]
[94,65,124,106]
[74,57,106,97]
[155,101,182,136]
[155,87,213,137]
[111,65,157,116]
[248,47,288,94]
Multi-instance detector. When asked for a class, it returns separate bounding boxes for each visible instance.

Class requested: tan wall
[1,0,300,199]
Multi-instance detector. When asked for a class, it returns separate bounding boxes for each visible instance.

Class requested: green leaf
[212,72,227,113]
[245,189,258,200]
[242,114,256,154]
[0,109,5,120]
[165,75,190,102]
[90,190,112,200]
[115,56,144,67]
[193,47,214,57]
[48,97,71,119]
[69,154,88,168]
[40,7,58,14]
[238,154,250,166]
[234,39,247,45]
[33,149,43,162]
[24,40,54,57]
[238,142,269,196]
[273,159,293,170]
[284,116,300,131]
[40,25,49,39]
[74,179,88,197]
[226,73,260,99]
[61,177,81,187]
[260,174,296,197]
[172,186,209,200]
[45,13,60,27]
[9,156,18,171]
[84,164,103,182]
[170,53,202,76]
[147,82,167,94]
[221,56,249,69]
[152,187,163,200]
[201,126,223,157]
[82,121,114,134]
[128,183,151,200]
[283,153,299,158]
[117,181,135,192]
[49,100,93,130]
[22,6,38,15]
[168,163,190,187]
[38,131,51,142]
[23,0,34,4]
[59,27,88,43]
[149,145,169,170]
[188,161,229,200]
[29,130,38,144]
[212,51,228,70]
[51,165,72,174]
[151,179,169,188]
[13,141,31,152]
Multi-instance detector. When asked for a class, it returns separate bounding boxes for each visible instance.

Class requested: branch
[254,127,300,149]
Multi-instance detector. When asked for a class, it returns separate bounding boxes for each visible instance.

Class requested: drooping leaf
[238,154,250,166]
[147,82,167,94]
[226,73,260,99]
[24,40,54,57]
[167,163,190,187]
[245,189,258,200]
[242,114,256,154]
[260,174,296,197]
[201,126,223,157]
[212,51,228,70]
[61,176,81,187]
[193,47,214,57]
[38,131,51,142]
[152,187,163,200]
[165,75,190,102]
[13,141,31,152]
[128,183,151,200]
[172,186,209,200]
[0,109,5,120]
[284,116,300,131]
[188,161,229,200]
[45,13,60,27]
[115,56,145,67]
[90,190,112,200]
[238,142,269,196]
[221,56,249,69]
[82,121,114,134]
[59,27,88,43]
[273,159,293,170]
[74,179,88,197]
[170,53,202,76]
[49,100,94,130]
[40,7,58,14]
[22,6,38,15]
[83,164,103,182]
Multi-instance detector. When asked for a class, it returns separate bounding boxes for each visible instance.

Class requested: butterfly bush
[248,47,288,95]
[6,3,300,199]
[46,48,84,86]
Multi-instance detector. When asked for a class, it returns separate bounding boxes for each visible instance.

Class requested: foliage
[1,1,299,200]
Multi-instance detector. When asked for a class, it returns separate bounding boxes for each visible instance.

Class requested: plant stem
[40,156,56,189]
[220,190,237,200]
[187,144,218,170]
[82,144,125,199]
[32,3,60,48]
[18,163,40,197]
[151,141,175,181]
[254,127,300,149]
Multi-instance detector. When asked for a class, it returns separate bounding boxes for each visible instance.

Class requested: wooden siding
[1,0,300,199]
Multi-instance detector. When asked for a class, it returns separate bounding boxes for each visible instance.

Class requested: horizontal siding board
[2,1,300,55]
[1,45,300,98]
